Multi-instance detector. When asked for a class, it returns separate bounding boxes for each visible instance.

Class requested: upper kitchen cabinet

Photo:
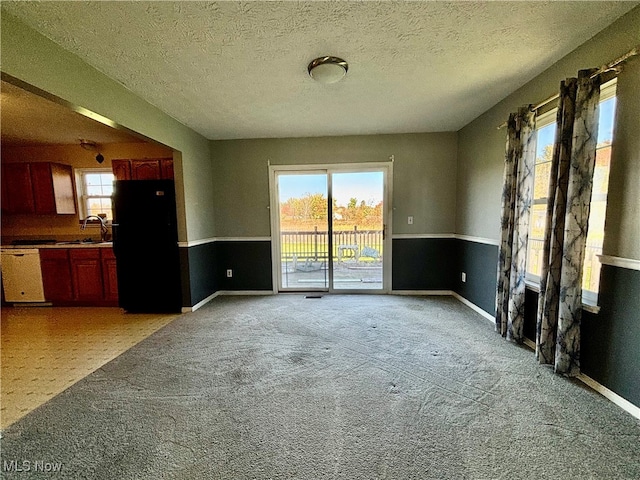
[31,163,76,214]
[111,158,174,181]
[160,159,174,180]
[111,159,132,180]
[2,163,35,213]
[132,159,161,180]
[1,162,76,215]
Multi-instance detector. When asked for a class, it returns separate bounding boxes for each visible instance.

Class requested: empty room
[1,2,638,479]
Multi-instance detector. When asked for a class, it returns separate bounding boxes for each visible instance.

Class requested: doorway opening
[270,163,392,293]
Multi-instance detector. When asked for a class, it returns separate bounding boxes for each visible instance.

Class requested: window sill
[525,281,601,314]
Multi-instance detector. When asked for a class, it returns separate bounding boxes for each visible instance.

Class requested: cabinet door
[112,159,132,180]
[30,163,56,214]
[131,159,161,180]
[49,163,76,214]
[40,249,74,303]
[70,249,103,302]
[2,163,35,213]
[101,248,119,304]
[160,158,174,180]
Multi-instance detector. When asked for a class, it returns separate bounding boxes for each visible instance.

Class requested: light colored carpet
[1,295,639,479]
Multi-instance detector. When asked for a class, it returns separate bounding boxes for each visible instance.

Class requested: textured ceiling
[0,81,143,147]
[2,1,637,140]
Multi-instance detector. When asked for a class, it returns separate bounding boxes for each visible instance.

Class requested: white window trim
[525,79,616,313]
[75,168,114,224]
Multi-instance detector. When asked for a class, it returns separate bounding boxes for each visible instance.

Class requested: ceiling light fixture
[308,56,348,84]
[79,139,98,151]
[79,139,105,164]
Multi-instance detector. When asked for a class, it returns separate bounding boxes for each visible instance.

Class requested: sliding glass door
[331,171,385,290]
[271,164,390,293]
[277,172,330,290]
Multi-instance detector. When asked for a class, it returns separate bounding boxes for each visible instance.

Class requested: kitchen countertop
[1,242,113,250]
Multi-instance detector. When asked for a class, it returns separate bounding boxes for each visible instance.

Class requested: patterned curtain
[536,69,602,376]
[495,107,536,343]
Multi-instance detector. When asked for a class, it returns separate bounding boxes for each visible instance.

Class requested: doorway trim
[268,161,393,294]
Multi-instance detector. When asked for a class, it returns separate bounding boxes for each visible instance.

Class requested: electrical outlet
[408,216,414,225]
[461,272,466,283]
[226,269,233,278]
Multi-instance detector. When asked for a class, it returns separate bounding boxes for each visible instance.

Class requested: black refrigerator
[112,180,182,313]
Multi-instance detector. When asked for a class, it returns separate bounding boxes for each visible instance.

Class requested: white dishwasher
[1,249,46,303]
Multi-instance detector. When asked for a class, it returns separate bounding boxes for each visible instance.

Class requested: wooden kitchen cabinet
[2,163,35,213]
[70,249,103,303]
[111,159,132,180]
[30,162,76,214]
[160,159,174,180]
[101,248,119,304]
[1,162,76,215]
[111,158,173,181]
[131,159,161,180]
[40,247,118,306]
[40,249,74,303]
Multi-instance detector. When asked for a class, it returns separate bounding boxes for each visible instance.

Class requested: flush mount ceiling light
[308,56,348,84]
[79,139,98,151]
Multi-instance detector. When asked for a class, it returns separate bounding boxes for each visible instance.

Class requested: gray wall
[456,6,640,260]
[602,57,640,260]
[210,133,458,237]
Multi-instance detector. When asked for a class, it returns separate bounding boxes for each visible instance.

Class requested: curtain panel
[495,107,536,343]
[497,69,602,377]
[538,69,602,376]
[535,78,578,367]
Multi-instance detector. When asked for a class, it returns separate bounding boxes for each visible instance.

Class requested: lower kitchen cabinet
[69,249,103,303]
[40,249,74,303]
[101,248,119,304]
[40,248,118,306]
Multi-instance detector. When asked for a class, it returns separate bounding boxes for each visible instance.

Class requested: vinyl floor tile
[1,306,177,429]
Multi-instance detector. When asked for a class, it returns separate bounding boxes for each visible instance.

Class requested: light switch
[408,216,414,225]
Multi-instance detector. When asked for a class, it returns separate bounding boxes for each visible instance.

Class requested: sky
[278,171,384,207]
[536,96,616,159]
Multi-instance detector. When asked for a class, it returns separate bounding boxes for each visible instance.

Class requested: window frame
[525,79,617,312]
[75,168,115,224]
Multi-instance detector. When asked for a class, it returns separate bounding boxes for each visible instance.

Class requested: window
[77,169,115,222]
[527,80,617,306]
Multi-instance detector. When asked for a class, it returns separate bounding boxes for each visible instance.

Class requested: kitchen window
[77,169,115,222]
[526,79,617,307]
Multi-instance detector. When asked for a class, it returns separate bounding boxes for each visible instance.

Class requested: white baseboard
[578,374,640,420]
[182,290,274,312]
[451,292,495,323]
[506,318,639,420]
[181,291,221,312]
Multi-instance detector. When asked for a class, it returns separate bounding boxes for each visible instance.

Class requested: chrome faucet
[81,215,109,242]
